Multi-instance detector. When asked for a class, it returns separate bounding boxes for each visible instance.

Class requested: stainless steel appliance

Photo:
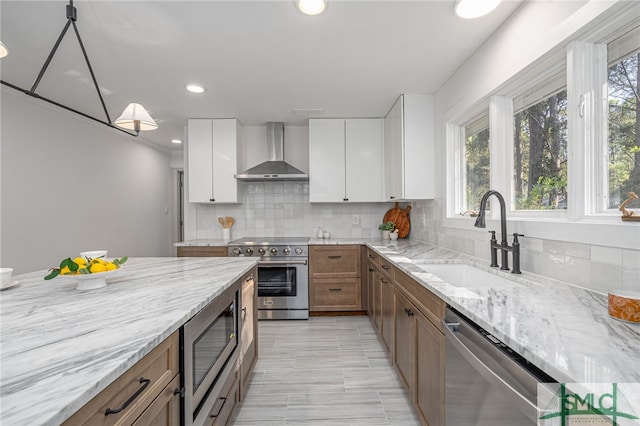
[182,285,239,426]
[443,307,556,425]
[228,237,309,320]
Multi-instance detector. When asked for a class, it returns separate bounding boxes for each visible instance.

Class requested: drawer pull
[174,387,185,397]
[105,377,150,416]
[242,306,247,320]
[328,255,342,259]
[380,278,389,284]
[404,308,414,317]
[246,275,254,282]
[329,288,342,292]
[368,268,374,272]
[368,254,376,259]
[209,397,227,418]
[381,265,390,270]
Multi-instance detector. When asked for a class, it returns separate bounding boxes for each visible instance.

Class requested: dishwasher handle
[442,317,539,422]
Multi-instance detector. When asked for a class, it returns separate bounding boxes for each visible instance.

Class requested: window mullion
[567,40,607,220]
[489,96,514,220]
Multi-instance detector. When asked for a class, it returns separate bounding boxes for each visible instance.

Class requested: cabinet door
[345,119,383,202]
[416,314,445,426]
[211,119,239,203]
[394,291,416,396]
[241,273,257,397]
[188,119,214,203]
[372,269,382,331]
[310,278,361,311]
[384,97,404,200]
[309,119,346,202]
[403,94,434,200]
[380,275,394,356]
[366,263,376,317]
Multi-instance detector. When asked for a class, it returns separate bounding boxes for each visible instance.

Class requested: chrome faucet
[473,190,522,274]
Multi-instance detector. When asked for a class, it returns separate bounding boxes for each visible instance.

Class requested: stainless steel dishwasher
[444,307,556,425]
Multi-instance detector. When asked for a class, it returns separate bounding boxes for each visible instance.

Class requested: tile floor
[230,316,420,425]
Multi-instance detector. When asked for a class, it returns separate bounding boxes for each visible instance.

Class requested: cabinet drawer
[63,332,179,426]
[379,258,394,278]
[132,374,181,426]
[310,278,361,311]
[177,246,227,257]
[366,248,381,267]
[310,246,361,278]
[206,365,240,426]
[394,269,445,328]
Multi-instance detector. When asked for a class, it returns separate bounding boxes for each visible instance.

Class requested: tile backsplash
[195,182,390,240]
[194,183,639,294]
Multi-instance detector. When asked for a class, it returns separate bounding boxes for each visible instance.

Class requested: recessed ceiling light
[186,84,206,94]
[454,0,501,19]
[0,41,8,58]
[297,0,327,16]
[171,139,183,144]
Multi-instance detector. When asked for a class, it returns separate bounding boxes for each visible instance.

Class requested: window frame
[444,6,640,251]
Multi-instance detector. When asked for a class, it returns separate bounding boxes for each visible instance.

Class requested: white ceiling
[0,1,521,151]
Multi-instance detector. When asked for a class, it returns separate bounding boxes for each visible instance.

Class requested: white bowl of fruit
[45,252,128,291]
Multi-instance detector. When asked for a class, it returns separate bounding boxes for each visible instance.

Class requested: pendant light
[0,0,156,137]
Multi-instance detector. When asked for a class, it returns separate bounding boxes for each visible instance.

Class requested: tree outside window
[513,90,568,210]
[608,52,639,209]
[464,118,490,211]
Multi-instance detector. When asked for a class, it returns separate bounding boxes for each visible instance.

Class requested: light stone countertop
[0,256,258,426]
[173,238,230,247]
[366,240,640,385]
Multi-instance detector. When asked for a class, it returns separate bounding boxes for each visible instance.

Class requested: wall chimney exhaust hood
[235,122,309,181]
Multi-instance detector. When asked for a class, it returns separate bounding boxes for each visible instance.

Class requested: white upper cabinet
[187,119,241,203]
[384,94,434,200]
[309,118,383,203]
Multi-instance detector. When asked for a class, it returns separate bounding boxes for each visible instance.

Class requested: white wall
[1,90,173,274]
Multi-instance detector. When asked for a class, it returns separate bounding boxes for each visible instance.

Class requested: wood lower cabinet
[310,245,362,312]
[415,312,445,426]
[177,246,227,257]
[394,291,416,394]
[380,273,395,356]
[366,248,446,426]
[240,270,258,398]
[63,332,180,426]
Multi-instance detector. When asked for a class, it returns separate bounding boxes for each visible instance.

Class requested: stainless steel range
[228,237,309,320]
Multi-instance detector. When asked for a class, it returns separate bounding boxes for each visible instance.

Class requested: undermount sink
[416,263,522,289]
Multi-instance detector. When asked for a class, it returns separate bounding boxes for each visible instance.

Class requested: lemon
[73,257,87,266]
[106,262,118,271]
[89,262,107,273]
[60,266,74,275]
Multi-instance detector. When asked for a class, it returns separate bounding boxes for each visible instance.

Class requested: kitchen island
[0,256,258,426]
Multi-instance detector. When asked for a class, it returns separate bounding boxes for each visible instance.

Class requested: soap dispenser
[317,227,324,239]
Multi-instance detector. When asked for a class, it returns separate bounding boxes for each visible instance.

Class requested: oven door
[257,259,308,311]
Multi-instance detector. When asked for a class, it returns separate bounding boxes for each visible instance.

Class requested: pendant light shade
[114,103,158,132]
[0,41,8,58]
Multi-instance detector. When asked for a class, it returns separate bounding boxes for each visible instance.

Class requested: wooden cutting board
[383,202,411,238]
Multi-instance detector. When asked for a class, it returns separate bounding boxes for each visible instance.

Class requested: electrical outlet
[164,205,169,214]
[352,215,360,225]
[421,214,426,226]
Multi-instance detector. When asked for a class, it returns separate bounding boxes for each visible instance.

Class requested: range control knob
[270,247,278,255]
[283,247,291,255]
[295,247,303,255]
[232,248,241,256]
[246,248,254,256]
[258,248,266,256]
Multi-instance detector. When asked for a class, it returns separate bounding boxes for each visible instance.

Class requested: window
[463,116,490,211]
[513,89,568,210]
[607,37,639,209]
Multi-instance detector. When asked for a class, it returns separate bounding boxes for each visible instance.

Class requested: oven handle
[259,260,308,266]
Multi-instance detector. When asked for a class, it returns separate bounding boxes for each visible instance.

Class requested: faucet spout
[475,190,508,245]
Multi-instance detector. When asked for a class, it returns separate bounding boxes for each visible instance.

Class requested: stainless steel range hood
[235,122,309,181]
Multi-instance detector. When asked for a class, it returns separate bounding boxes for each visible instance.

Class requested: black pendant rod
[1,0,140,137]
[1,81,138,137]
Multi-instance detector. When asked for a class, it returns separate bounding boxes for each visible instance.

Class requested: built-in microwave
[182,286,239,426]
